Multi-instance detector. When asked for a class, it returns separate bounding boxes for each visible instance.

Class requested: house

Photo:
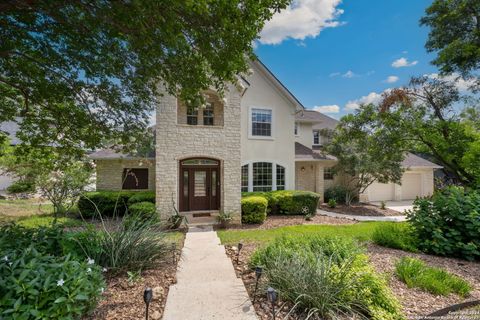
[0,119,21,191]
[89,60,440,222]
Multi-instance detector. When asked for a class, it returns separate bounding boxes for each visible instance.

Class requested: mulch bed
[225,242,480,319]
[220,214,355,231]
[84,240,184,320]
[320,203,401,216]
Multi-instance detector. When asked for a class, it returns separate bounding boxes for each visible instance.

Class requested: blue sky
[255,0,438,118]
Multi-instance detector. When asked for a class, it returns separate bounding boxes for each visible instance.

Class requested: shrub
[324,185,348,204]
[407,186,480,260]
[216,211,234,228]
[395,257,472,297]
[328,198,337,208]
[78,191,155,218]
[251,235,403,320]
[127,191,155,205]
[372,223,419,252]
[0,247,104,319]
[241,196,267,224]
[124,201,158,229]
[0,224,65,254]
[6,180,35,194]
[241,190,320,215]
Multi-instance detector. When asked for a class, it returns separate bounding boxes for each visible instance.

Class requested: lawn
[0,198,53,221]
[217,221,397,244]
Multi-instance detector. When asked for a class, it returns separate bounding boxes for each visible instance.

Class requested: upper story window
[187,108,198,125]
[251,108,272,137]
[203,103,214,126]
[324,167,334,180]
[313,130,320,145]
[122,168,149,190]
[294,122,298,136]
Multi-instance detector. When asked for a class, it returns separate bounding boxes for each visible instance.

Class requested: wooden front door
[179,159,220,212]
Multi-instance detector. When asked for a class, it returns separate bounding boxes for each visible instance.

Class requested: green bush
[127,191,155,205]
[241,190,320,215]
[78,191,155,218]
[372,223,419,252]
[395,257,472,297]
[241,196,267,224]
[328,198,337,208]
[407,186,480,260]
[124,201,159,229]
[0,224,65,254]
[6,180,35,194]
[324,185,348,204]
[0,247,104,319]
[250,235,403,320]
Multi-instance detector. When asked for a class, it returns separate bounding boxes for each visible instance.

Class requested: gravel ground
[221,214,355,231]
[320,203,401,216]
[226,243,480,319]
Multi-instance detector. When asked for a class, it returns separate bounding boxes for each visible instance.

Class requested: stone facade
[95,159,155,191]
[156,85,242,222]
[177,92,224,126]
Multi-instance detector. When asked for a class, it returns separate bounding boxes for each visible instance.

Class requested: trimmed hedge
[241,196,267,224]
[241,190,320,215]
[127,191,155,205]
[124,201,159,229]
[78,191,155,218]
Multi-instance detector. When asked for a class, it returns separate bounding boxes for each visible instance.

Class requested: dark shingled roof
[295,110,339,130]
[402,153,442,168]
[0,118,21,145]
[295,142,336,161]
[88,148,155,160]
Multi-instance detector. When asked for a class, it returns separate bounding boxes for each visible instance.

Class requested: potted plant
[216,211,233,229]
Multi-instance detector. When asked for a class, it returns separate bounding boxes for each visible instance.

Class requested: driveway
[371,200,414,213]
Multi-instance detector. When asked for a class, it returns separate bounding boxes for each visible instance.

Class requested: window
[203,103,214,126]
[241,165,249,192]
[187,108,198,125]
[294,122,298,136]
[313,130,320,145]
[251,108,272,137]
[324,167,334,180]
[253,162,272,191]
[181,159,218,166]
[122,168,148,189]
[276,165,285,190]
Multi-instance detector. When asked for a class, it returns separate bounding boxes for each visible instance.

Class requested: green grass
[372,223,419,252]
[395,257,472,297]
[16,215,84,228]
[217,221,400,245]
[0,198,53,222]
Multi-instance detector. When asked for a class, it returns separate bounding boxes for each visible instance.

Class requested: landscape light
[143,287,153,320]
[252,266,263,304]
[267,287,277,320]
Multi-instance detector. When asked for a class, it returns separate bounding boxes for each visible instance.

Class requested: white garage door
[367,182,395,201]
[401,173,422,200]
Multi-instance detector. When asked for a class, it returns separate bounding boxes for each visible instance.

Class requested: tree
[379,76,479,186]
[421,0,480,77]
[0,0,289,152]
[326,104,406,205]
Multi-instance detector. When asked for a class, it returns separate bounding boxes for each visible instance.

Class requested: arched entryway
[179,158,220,212]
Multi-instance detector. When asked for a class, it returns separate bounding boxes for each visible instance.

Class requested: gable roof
[251,59,304,111]
[88,148,155,160]
[295,142,336,161]
[402,153,442,168]
[295,110,339,130]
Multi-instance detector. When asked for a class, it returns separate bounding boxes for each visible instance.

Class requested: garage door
[401,173,422,200]
[367,182,395,201]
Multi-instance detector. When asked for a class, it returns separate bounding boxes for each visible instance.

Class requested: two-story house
[90,60,440,222]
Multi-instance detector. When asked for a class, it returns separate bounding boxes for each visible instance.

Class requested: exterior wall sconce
[301,166,306,172]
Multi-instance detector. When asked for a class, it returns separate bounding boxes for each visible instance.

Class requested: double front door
[180,160,220,212]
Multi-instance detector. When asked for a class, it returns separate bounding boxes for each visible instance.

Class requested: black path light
[236,242,243,264]
[143,287,153,320]
[267,287,277,320]
[252,266,263,304]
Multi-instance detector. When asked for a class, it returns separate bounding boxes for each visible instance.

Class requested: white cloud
[344,91,388,110]
[312,104,340,113]
[259,0,344,45]
[384,75,399,83]
[342,70,357,78]
[329,72,341,77]
[392,57,418,68]
[427,73,476,92]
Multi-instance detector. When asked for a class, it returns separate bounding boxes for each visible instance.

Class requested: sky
[255,0,438,118]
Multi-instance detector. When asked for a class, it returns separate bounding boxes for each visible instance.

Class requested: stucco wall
[156,85,242,221]
[295,122,314,148]
[95,159,155,191]
[240,63,297,190]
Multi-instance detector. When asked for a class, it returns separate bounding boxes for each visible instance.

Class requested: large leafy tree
[326,104,406,205]
[421,0,480,77]
[0,0,289,153]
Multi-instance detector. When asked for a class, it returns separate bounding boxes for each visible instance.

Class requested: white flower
[8,262,12,266]
[100,287,105,293]
[87,258,95,265]
[102,267,107,273]
[3,256,8,262]
[57,279,65,287]
[87,267,92,273]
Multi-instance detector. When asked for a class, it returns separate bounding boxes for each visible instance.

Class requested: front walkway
[163,226,257,320]
[370,200,414,213]
[317,209,407,222]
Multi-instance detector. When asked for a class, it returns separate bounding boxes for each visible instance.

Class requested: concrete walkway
[318,209,407,222]
[163,226,257,320]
